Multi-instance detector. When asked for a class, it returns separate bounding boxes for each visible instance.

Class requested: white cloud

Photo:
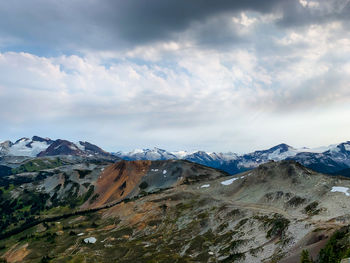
[2,6,350,152]
[232,12,257,27]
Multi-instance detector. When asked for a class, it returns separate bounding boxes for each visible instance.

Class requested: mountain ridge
[2,136,350,176]
[115,141,350,176]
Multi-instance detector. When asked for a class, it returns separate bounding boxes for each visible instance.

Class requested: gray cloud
[0,0,288,52]
[277,0,350,27]
[1,0,350,53]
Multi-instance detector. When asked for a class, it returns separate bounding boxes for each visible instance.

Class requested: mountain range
[2,136,350,177]
[115,142,350,176]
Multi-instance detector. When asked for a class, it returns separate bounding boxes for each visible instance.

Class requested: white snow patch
[84,237,97,243]
[300,144,337,153]
[171,150,189,158]
[268,147,299,161]
[77,233,84,236]
[130,149,144,154]
[345,144,350,152]
[208,252,214,255]
[163,170,167,174]
[54,145,62,150]
[151,169,159,172]
[201,184,210,188]
[69,144,78,151]
[221,177,239,186]
[9,140,49,157]
[331,186,350,196]
[76,142,85,151]
[330,146,341,153]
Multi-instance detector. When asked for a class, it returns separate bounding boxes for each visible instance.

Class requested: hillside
[1,159,350,262]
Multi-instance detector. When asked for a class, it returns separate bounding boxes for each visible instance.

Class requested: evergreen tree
[300,249,313,263]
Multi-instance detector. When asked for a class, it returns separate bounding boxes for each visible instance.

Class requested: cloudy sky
[1,0,350,153]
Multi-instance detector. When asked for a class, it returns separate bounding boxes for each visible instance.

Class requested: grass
[0,184,15,195]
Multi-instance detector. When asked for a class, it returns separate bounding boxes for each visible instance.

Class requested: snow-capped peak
[8,137,51,157]
[0,136,112,158]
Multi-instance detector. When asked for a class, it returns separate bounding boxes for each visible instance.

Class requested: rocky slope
[1,159,350,262]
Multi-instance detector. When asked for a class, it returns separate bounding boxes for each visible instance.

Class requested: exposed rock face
[38,139,84,157]
[92,160,152,207]
[77,141,110,156]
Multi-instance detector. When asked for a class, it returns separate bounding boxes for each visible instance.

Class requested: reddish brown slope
[89,160,151,208]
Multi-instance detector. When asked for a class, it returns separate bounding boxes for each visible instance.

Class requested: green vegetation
[287,196,306,207]
[253,214,290,239]
[75,169,91,179]
[0,186,50,233]
[139,181,149,189]
[304,201,321,216]
[12,158,65,174]
[0,165,11,177]
[318,227,350,263]
[300,250,313,263]
[235,218,249,230]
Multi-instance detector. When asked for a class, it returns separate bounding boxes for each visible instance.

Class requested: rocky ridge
[1,159,350,262]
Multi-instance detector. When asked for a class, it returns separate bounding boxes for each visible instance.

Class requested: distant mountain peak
[0,136,115,159]
[269,143,293,152]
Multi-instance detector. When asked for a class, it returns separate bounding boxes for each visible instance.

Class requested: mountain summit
[0,136,112,159]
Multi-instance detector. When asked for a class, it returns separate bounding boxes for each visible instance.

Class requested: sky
[1,0,350,153]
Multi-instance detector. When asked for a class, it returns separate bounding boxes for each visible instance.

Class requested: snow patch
[84,237,97,243]
[77,233,84,236]
[330,146,341,153]
[69,144,78,151]
[201,184,210,188]
[130,149,145,154]
[171,150,189,158]
[76,142,85,151]
[221,177,239,186]
[9,140,49,157]
[267,147,299,161]
[331,186,350,196]
[345,144,350,152]
[163,170,167,174]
